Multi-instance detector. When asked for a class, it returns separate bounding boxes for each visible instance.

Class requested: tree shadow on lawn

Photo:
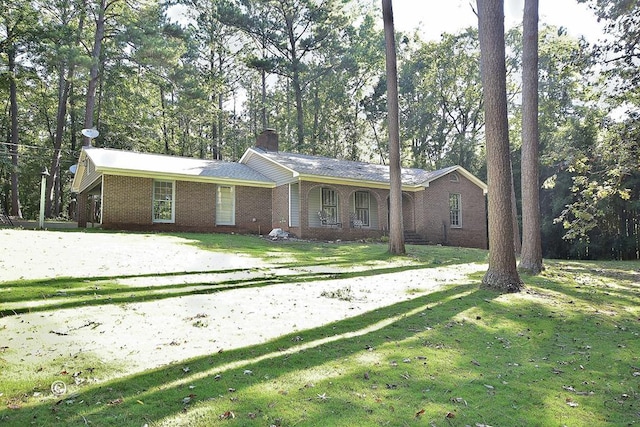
[2,269,638,426]
[0,262,476,317]
[0,284,486,425]
[525,259,640,310]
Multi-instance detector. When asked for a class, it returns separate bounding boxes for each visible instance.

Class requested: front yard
[1,230,638,426]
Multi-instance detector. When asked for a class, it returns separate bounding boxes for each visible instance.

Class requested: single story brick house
[71,130,488,248]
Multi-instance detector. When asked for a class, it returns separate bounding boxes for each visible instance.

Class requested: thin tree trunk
[46,62,76,217]
[477,0,522,292]
[292,66,304,151]
[83,0,107,146]
[261,62,267,131]
[8,44,22,218]
[519,0,544,273]
[46,4,85,218]
[311,83,319,155]
[382,0,405,255]
[160,85,170,154]
[217,52,224,160]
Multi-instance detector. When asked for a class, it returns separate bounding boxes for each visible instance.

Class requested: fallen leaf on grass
[107,398,123,405]
[7,401,21,410]
[182,394,196,404]
[451,397,468,405]
[415,409,425,418]
[219,411,235,419]
[566,398,579,407]
[446,411,456,418]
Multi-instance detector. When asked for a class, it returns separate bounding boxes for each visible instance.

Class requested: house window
[216,185,235,225]
[354,191,370,226]
[450,172,460,182]
[153,180,175,223]
[321,188,339,224]
[449,193,461,228]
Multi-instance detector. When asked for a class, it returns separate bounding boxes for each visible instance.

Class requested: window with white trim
[153,180,175,223]
[216,185,235,225]
[321,188,339,224]
[449,193,461,228]
[354,191,370,226]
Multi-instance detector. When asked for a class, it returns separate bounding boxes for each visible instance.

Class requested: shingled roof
[71,147,275,193]
[244,148,486,191]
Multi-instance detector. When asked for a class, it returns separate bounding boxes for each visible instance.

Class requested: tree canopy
[0,0,637,260]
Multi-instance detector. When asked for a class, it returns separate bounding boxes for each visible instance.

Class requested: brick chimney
[256,129,278,152]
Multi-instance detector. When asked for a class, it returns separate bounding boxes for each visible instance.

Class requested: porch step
[404,231,429,245]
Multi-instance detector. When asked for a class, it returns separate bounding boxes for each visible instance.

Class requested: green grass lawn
[1,233,639,426]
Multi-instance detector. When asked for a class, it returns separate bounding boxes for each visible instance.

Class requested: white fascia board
[97,167,276,188]
[297,173,422,192]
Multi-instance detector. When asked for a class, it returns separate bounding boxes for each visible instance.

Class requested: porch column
[340,188,350,228]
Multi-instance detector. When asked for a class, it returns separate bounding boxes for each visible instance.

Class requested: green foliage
[399,29,484,174]
[553,113,640,259]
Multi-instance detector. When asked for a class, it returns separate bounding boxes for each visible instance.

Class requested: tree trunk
[8,44,22,218]
[46,62,76,217]
[477,0,522,292]
[519,0,544,273]
[45,5,84,218]
[382,0,405,255]
[83,0,107,146]
[284,12,305,152]
[160,85,170,154]
[292,65,305,151]
[511,157,521,254]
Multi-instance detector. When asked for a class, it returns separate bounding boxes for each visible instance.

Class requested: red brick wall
[418,174,487,249]
[102,175,152,225]
[272,184,289,230]
[175,181,215,226]
[235,185,273,235]
[100,175,272,235]
[96,172,485,248]
[294,177,486,248]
